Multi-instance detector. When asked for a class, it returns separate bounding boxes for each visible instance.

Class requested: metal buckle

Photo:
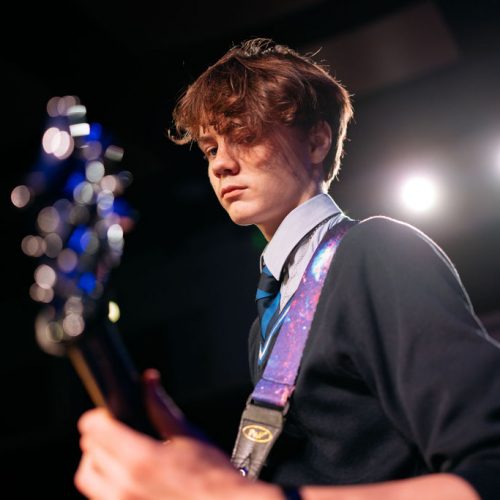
[231,399,288,479]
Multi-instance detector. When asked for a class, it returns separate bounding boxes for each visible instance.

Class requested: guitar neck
[66,318,161,439]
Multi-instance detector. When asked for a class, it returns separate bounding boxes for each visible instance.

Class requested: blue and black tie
[256,265,282,340]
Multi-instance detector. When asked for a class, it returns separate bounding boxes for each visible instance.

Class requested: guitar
[12,96,162,439]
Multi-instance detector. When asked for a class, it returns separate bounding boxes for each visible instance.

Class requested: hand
[74,369,282,500]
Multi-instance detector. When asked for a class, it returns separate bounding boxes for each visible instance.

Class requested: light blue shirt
[261,193,344,310]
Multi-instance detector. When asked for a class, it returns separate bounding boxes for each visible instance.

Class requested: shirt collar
[261,193,342,279]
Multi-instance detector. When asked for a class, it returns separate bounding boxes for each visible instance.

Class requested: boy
[75,38,500,500]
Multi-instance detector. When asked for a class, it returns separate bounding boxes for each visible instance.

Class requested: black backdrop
[1,1,500,497]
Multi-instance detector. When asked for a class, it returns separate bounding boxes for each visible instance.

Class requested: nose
[211,143,240,178]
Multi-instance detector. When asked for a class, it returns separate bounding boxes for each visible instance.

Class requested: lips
[221,185,246,199]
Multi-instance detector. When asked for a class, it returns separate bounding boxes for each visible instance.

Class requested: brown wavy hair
[170,38,353,184]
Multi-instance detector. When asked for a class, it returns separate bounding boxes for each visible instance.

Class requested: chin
[229,214,255,226]
[227,207,261,227]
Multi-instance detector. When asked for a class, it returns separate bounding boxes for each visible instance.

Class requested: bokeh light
[34,264,57,289]
[44,233,63,258]
[81,140,103,160]
[105,145,124,162]
[62,313,85,337]
[108,301,121,323]
[37,206,60,233]
[11,185,32,208]
[400,174,439,213]
[46,95,80,117]
[69,123,90,137]
[73,181,95,205]
[86,160,105,183]
[42,127,74,159]
[21,235,46,257]
[30,283,54,303]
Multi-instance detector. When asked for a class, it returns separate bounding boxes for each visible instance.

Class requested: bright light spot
[42,127,59,153]
[11,185,32,208]
[400,175,439,213]
[69,122,90,137]
[21,235,46,257]
[107,223,124,251]
[58,96,80,116]
[105,145,124,162]
[107,223,123,243]
[34,264,57,289]
[37,206,60,233]
[42,127,74,159]
[86,160,105,183]
[63,313,85,336]
[108,301,121,323]
[53,133,73,159]
[30,283,54,303]
[44,233,63,258]
[64,296,84,315]
[73,181,94,205]
[67,104,86,118]
[81,140,103,160]
[101,175,118,193]
[47,96,61,117]
[97,190,114,215]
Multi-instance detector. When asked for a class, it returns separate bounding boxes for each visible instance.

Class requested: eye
[204,146,217,161]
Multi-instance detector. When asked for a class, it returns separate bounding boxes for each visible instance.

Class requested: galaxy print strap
[251,217,357,408]
[230,218,356,478]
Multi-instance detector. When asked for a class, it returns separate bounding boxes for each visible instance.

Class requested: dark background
[1,1,500,497]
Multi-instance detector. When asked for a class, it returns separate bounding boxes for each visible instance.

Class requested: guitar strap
[231,217,357,479]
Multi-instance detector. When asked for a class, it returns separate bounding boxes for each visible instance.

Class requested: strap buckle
[230,398,288,479]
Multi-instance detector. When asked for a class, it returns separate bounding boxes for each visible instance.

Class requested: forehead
[199,125,218,138]
[197,127,222,147]
[197,117,252,143]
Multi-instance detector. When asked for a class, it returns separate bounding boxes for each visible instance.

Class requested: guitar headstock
[11,95,136,357]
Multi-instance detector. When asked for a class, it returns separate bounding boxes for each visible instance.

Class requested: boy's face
[198,124,326,240]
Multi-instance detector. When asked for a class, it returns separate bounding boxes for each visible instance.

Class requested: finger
[77,407,109,434]
[75,451,117,500]
[78,406,159,460]
[80,432,134,487]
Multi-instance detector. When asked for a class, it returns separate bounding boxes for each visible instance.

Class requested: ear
[309,121,332,165]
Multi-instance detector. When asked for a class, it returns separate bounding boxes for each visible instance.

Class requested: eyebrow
[197,136,215,149]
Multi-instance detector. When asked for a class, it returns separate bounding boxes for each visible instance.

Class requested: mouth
[221,185,246,199]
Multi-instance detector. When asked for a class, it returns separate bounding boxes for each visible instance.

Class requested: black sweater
[248,216,500,499]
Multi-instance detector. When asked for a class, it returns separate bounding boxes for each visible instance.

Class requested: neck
[258,187,326,241]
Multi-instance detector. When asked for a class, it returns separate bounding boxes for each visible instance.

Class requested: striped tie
[256,265,281,340]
